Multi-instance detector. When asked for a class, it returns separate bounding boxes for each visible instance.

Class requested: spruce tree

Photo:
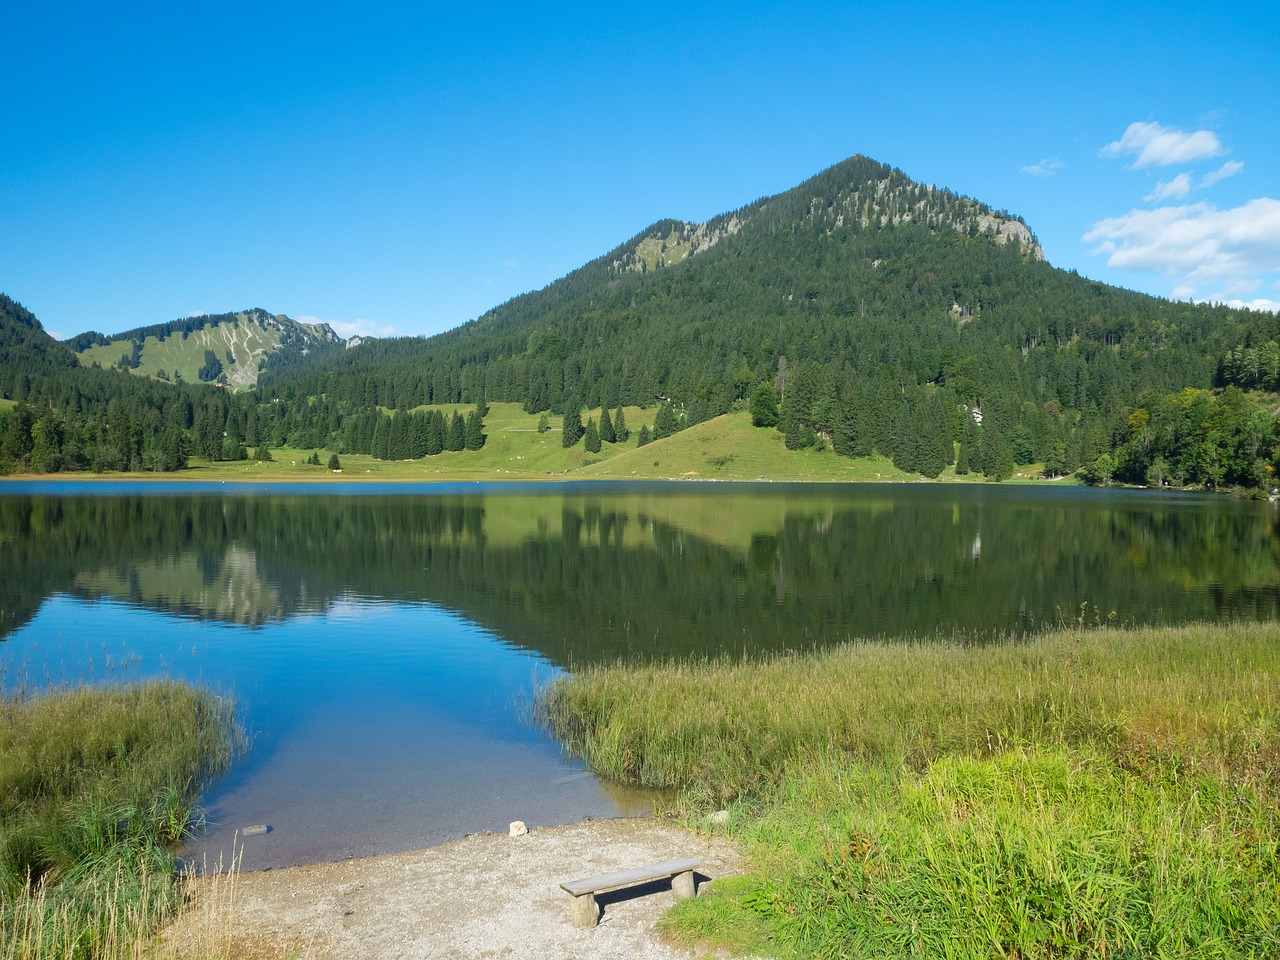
[327,452,341,470]
[584,417,601,453]
[613,406,629,442]
[465,409,486,450]
[425,410,445,455]
[654,401,678,438]
[600,407,615,443]
[562,405,584,447]
[637,424,652,447]
[751,382,780,427]
[447,411,466,451]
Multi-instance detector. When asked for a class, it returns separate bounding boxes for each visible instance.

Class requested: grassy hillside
[73,310,339,388]
[178,402,1031,485]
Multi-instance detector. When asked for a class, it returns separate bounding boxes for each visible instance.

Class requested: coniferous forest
[4,155,1280,489]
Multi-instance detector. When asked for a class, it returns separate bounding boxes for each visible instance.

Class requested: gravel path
[164,818,745,959]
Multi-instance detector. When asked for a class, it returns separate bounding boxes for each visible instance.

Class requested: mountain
[263,154,1275,482]
[4,154,1280,487]
[0,294,80,391]
[66,309,344,388]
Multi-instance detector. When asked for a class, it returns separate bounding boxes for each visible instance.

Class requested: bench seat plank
[560,856,700,897]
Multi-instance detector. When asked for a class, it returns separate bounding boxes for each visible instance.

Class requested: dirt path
[164,818,745,960]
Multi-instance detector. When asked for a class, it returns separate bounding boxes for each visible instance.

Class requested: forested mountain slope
[262,154,1279,485]
[4,154,1280,486]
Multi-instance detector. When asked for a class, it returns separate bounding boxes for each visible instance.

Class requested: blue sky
[4,1,1277,340]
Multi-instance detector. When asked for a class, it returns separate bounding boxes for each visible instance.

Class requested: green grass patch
[1,680,242,958]
[82,403,1063,486]
[541,622,1280,957]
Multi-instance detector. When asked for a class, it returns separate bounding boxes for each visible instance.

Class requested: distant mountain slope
[265,154,1260,425]
[0,294,80,392]
[68,308,343,388]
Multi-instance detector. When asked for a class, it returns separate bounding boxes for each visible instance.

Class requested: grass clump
[540,622,1280,958]
[1,680,241,959]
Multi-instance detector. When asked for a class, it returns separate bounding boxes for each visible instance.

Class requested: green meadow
[142,403,1054,485]
[540,622,1280,958]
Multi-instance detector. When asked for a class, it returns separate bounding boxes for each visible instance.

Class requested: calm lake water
[2,480,1278,869]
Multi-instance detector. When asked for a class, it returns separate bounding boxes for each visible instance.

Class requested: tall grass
[539,622,1280,958]
[540,622,1280,798]
[1,680,242,959]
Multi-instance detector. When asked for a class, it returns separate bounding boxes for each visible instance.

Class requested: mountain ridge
[67,309,344,388]
[4,152,1279,489]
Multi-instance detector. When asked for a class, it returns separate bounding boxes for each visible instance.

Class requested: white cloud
[1201,160,1244,188]
[1145,174,1192,202]
[1219,297,1280,313]
[1083,197,1280,297]
[1020,157,1064,177]
[189,310,207,318]
[297,315,399,339]
[1100,121,1223,168]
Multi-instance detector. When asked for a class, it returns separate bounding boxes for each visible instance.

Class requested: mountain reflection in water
[3,481,1279,868]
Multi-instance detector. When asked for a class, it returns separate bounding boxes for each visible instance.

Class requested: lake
[2,480,1278,870]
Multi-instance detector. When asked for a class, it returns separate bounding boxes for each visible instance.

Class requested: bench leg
[672,869,696,899]
[570,892,599,929]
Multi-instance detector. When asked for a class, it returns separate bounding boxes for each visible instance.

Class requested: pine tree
[562,405,584,447]
[465,409,486,450]
[614,406,629,442]
[425,410,444,455]
[327,452,341,470]
[637,424,652,447]
[751,382,780,427]
[600,407,616,443]
[654,401,678,438]
[584,417,601,453]
[447,411,465,451]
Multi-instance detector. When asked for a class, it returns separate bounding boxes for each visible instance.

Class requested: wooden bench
[560,856,700,929]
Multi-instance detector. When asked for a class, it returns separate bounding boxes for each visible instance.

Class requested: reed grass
[1,680,242,959]
[540,621,1280,958]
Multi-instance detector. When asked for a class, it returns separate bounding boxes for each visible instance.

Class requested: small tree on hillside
[654,401,678,439]
[751,382,780,427]
[600,407,616,443]
[328,452,342,470]
[584,417,601,453]
[447,411,466,452]
[465,409,486,450]
[562,405,584,447]
[613,406,629,442]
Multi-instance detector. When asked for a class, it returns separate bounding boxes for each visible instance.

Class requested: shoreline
[164,816,744,960]
[0,468,1075,487]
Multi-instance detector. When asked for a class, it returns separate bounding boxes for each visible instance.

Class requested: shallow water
[2,480,1278,869]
